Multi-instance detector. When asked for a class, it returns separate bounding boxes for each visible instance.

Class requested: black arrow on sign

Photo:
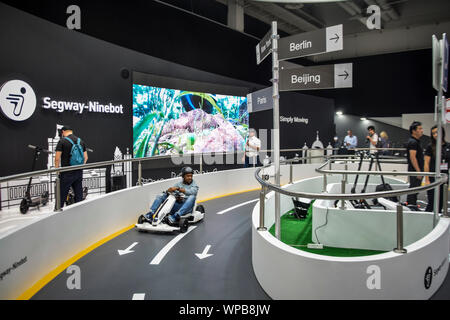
[338,70,349,80]
[329,33,340,43]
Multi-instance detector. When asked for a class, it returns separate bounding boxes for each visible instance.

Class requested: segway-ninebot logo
[0,80,36,121]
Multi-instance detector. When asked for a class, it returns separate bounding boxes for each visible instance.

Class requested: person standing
[406,121,424,206]
[424,125,450,212]
[244,128,261,167]
[366,126,379,154]
[379,131,392,155]
[54,126,88,208]
[343,130,358,155]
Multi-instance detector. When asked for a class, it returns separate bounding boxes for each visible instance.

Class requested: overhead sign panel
[278,24,343,61]
[279,63,352,91]
[442,33,448,92]
[256,29,272,65]
[247,87,273,113]
[433,35,441,92]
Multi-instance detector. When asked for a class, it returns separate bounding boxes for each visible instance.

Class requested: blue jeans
[148,193,196,220]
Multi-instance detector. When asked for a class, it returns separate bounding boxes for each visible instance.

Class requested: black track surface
[32,190,270,300]
[31,190,450,300]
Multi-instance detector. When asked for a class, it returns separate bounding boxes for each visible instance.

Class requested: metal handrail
[255,153,449,253]
[0,147,407,212]
[0,147,406,184]
[255,161,447,200]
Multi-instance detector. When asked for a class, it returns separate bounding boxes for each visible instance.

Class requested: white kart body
[135,192,204,233]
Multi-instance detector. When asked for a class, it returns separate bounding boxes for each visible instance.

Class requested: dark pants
[426,177,444,212]
[244,155,260,168]
[347,149,355,155]
[60,170,83,208]
[407,176,422,205]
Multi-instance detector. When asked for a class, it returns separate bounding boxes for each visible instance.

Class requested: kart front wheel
[138,215,146,224]
[179,219,189,233]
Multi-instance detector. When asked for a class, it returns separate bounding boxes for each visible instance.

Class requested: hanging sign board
[256,29,273,65]
[278,24,343,61]
[432,35,442,92]
[247,87,273,113]
[442,33,448,92]
[279,63,352,91]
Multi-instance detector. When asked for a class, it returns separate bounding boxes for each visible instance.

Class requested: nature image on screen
[133,84,248,158]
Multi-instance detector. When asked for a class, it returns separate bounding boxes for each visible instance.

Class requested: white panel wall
[0,164,307,300]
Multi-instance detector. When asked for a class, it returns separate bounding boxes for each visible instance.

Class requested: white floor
[0,194,101,239]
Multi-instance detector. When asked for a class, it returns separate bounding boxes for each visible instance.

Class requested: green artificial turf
[269,203,386,257]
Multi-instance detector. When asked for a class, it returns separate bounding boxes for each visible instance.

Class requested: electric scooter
[66,186,89,206]
[19,145,51,214]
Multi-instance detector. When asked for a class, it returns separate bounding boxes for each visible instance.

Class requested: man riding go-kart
[136,166,205,233]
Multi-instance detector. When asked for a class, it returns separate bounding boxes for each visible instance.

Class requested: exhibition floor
[21,188,450,300]
[0,194,102,239]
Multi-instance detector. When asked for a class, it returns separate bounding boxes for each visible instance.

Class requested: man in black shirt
[424,125,450,212]
[406,121,424,205]
[55,125,88,208]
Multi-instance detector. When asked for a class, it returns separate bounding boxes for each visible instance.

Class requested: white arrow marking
[118,242,138,255]
[216,199,258,215]
[132,293,146,300]
[195,245,214,260]
[150,226,197,265]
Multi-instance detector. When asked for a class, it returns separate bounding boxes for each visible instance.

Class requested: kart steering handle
[167,190,186,198]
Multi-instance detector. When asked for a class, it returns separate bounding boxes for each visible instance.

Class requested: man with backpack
[54,125,88,208]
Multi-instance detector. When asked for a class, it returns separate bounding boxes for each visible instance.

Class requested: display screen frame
[132,78,249,159]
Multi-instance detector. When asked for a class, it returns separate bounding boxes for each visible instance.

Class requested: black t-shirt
[406,136,424,172]
[424,142,450,172]
[55,134,86,167]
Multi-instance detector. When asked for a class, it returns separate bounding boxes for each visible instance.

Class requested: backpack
[375,135,383,148]
[64,137,84,166]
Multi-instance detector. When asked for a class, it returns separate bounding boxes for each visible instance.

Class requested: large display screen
[133,84,248,158]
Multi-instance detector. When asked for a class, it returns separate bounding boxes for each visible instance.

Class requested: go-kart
[135,190,205,233]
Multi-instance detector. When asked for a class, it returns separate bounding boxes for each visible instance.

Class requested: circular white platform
[252,175,450,299]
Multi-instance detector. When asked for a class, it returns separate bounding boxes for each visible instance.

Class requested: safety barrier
[255,151,449,254]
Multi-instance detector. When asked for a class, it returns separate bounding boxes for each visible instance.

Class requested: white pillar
[227,0,244,32]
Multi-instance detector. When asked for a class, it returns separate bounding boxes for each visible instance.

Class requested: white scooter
[135,190,205,233]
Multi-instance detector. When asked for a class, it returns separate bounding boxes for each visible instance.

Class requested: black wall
[250,91,335,158]
[2,1,439,118]
[298,49,437,117]
[1,0,273,86]
[335,114,430,150]
[0,3,261,176]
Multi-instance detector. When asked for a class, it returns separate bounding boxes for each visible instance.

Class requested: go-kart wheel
[179,219,189,233]
[196,205,205,214]
[138,215,146,224]
[20,199,29,214]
